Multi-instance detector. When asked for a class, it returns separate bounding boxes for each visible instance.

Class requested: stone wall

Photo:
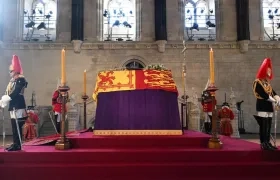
[1,0,280,135]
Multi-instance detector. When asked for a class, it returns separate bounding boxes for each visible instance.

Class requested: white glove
[274,95,280,105]
[0,95,11,108]
[274,95,280,101]
[268,96,276,103]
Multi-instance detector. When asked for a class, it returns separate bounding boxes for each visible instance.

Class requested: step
[1,147,280,164]
[69,135,210,148]
[1,162,280,180]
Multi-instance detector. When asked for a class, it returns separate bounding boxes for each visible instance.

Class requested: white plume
[204,79,210,90]
[56,78,61,89]
[0,95,12,108]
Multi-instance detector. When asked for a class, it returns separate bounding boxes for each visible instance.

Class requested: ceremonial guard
[218,102,234,137]
[52,79,69,134]
[201,79,216,134]
[23,109,39,141]
[0,55,28,151]
[253,58,279,150]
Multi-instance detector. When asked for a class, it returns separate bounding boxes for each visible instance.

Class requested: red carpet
[1,130,280,180]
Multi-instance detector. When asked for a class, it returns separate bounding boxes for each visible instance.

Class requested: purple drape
[95,89,181,130]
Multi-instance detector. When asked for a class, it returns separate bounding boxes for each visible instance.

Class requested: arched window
[184,0,216,41]
[103,0,136,41]
[262,0,280,41]
[23,0,57,42]
[124,60,145,70]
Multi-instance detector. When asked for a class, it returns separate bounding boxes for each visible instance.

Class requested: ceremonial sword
[13,107,23,151]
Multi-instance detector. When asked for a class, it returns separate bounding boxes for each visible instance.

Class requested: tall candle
[61,49,66,85]
[209,48,215,84]
[83,70,87,95]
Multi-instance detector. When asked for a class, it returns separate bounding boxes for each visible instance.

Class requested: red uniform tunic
[201,99,216,113]
[23,111,39,141]
[218,107,234,136]
[52,90,68,113]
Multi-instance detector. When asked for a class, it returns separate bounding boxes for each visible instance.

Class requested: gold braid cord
[6,82,12,95]
[253,79,273,99]
[5,75,25,95]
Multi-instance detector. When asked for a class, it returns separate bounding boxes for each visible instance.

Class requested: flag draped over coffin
[92,69,178,101]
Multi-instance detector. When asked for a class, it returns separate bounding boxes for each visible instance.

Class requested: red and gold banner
[93,69,178,101]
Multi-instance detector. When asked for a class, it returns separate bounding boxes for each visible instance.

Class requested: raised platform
[1,130,280,180]
[92,129,183,135]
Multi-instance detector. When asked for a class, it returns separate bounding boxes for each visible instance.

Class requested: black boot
[54,114,61,134]
[56,122,61,134]
[204,122,210,134]
[267,117,278,150]
[86,127,93,132]
[5,119,16,151]
[7,118,25,152]
[208,115,213,134]
[261,117,274,151]
[253,115,274,150]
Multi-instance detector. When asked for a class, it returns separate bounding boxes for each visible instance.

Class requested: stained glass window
[103,0,136,41]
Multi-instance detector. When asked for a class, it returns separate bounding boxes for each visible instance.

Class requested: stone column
[141,0,155,41]
[2,0,18,42]
[215,0,237,41]
[57,0,72,42]
[249,0,263,40]
[71,0,84,41]
[84,0,97,41]
[155,0,167,40]
[236,0,250,53]
[236,0,250,41]
[155,0,167,52]
[188,88,201,131]
[229,89,240,138]
[166,0,184,41]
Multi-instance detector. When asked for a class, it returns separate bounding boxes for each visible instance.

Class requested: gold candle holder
[207,85,223,149]
[82,95,89,129]
[55,85,71,150]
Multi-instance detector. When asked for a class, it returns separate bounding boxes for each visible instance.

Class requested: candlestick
[209,48,215,85]
[61,49,66,85]
[55,85,71,150]
[83,70,87,95]
[207,85,222,149]
[82,95,89,129]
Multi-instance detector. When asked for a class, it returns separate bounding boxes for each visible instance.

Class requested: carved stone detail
[188,88,201,131]
[72,40,83,53]
[2,41,280,50]
[229,88,240,138]
[238,40,250,53]
[156,40,167,53]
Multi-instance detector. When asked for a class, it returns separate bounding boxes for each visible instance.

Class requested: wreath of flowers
[145,64,169,71]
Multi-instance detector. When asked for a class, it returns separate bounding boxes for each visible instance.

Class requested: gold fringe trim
[253,79,273,99]
[93,130,183,136]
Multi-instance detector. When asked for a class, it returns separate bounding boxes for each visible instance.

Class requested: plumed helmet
[256,58,273,80]
[9,55,23,74]
[201,90,211,102]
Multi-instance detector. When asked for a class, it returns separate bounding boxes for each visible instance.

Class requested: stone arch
[118,55,150,68]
